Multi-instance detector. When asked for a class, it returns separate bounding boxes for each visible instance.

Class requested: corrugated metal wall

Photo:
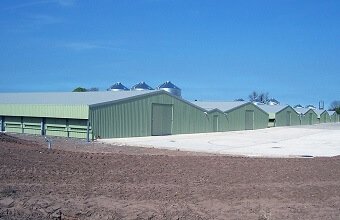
[45,118,91,139]
[225,103,269,131]
[45,118,68,137]
[0,104,89,119]
[208,110,229,132]
[23,117,41,135]
[0,104,91,139]
[331,113,339,122]
[275,106,300,126]
[320,112,330,123]
[2,93,335,140]
[1,116,91,139]
[300,110,318,125]
[330,113,335,122]
[89,93,214,139]
[68,119,91,138]
[4,116,22,133]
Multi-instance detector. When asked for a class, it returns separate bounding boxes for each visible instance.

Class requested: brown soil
[0,133,339,219]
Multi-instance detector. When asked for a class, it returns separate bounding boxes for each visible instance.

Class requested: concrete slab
[101,123,340,158]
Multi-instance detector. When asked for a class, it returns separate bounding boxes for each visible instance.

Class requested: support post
[66,119,69,138]
[21,117,24,134]
[86,120,90,142]
[0,116,3,132]
[41,118,45,136]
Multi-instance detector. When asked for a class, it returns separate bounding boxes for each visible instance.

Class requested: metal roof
[267,98,280,105]
[257,104,290,114]
[293,107,315,115]
[314,109,327,117]
[191,101,248,112]
[305,104,316,109]
[0,90,158,106]
[131,82,154,90]
[328,110,336,115]
[157,81,180,89]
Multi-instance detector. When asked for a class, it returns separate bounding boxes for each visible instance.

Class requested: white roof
[314,109,327,117]
[257,104,290,114]
[294,107,315,115]
[0,90,158,106]
[327,110,336,115]
[191,101,248,112]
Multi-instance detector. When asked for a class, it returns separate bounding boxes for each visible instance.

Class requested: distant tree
[258,92,269,104]
[72,87,99,92]
[329,101,340,114]
[72,87,87,92]
[294,104,303,108]
[248,91,273,104]
[234,98,245,101]
[248,91,258,102]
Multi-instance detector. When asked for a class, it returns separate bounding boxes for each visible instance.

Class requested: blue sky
[0,0,339,107]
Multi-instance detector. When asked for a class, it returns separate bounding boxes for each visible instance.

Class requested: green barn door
[213,115,218,132]
[309,113,313,125]
[152,104,173,136]
[286,111,291,126]
[245,110,254,130]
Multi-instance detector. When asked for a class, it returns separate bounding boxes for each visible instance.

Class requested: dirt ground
[0,133,340,219]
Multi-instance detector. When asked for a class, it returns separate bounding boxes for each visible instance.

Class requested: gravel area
[101,123,340,157]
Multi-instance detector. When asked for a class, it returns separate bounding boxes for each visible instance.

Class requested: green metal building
[0,92,90,139]
[3,90,332,140]
[258,105,300,127]
[294,108,318,125]
[0,90,236,139]
[198,109,229,132]
[314,109,330,123]
[89,91,215,138]
[321,110,331,123]
[191,101,269,131]
[328,111,339,123]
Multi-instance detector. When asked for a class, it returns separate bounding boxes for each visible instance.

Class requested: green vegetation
[329,101,340,114]
[72,87,99,92]
[72,87,87,92]
[248,91,279,104]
